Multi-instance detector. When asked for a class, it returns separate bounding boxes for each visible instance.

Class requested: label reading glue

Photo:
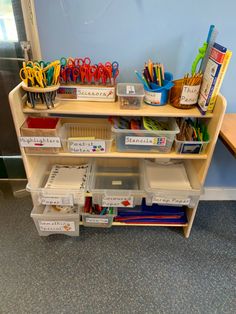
[126,85,135,94]
[180,85,201,105]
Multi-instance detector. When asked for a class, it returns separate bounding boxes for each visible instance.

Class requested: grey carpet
[0,192,235,314]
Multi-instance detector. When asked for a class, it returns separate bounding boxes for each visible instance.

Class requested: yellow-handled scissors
[19,66,35,87]
[34,67,47,88]
[52,64,61,85]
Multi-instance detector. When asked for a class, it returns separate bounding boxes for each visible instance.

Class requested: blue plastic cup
[144,72,174,106]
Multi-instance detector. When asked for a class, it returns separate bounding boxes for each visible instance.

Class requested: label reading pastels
[102,196,134,207]
[40,195,74,206]
[19,136,61,148]
[126,85,135,94]
[152,196,191,206]
[125,136,166,146]
[180,85,201,105]
[85,217,109,224]
[144,90,161,104]
[68,140,106,153]
[39,220,75,232]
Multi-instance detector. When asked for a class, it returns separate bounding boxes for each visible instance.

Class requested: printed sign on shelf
[40,195,74,206]
[180,85,201,105]
[19,136,61,148]
[125,136,166,146]
[85,217,109,224]
[39,221,75,232]
[102,196,134,207]
[68,140,106,153]
[152,196,191,206]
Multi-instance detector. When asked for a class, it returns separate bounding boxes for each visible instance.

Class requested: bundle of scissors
[19,60,61,88]
[59,57,119,86]
[19,60,61,109]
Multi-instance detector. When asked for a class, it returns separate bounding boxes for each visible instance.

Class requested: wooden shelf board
[25,150,208,159]
[22,100,213,118]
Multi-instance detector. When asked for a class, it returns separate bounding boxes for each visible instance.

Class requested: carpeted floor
[0,190,235,314]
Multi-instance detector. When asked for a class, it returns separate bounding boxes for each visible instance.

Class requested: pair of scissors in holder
[20,66,35,87]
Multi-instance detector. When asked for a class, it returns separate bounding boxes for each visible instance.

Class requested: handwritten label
[152,196,191,206]
[126,85,135,94]
[77,87,114,99]
[19,136,61,148]
[85,217,109,224]
[112,181,122,185]
[125,136,166,146]
[39,221,75,232]
[40,195,74,206]
[144,91,161,104]
[68,140,106,153]
[180,85,201,105]
[102,196,134,207]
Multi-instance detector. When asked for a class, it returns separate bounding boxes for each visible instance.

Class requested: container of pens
[175,118,210,154]
[19,60,61,110]
[81,197,117,228]
[169,73,203,109]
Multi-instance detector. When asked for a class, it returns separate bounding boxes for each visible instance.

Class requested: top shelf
[22,100,213,118]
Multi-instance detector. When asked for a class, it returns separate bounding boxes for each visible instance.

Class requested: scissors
[60,66,72,83]
[72,67,80,83]
[19,66,35,87]
[60,57,67,67]
[34,68,46,88]
[77,57,91,67]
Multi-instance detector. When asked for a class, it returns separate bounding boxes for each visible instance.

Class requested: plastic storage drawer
[142,160,202,207]
[60,121,113,153]
[31,205,80,236]
[174,139,209,154]
[81,208,117,228]
[26,157,91,207]
[112,118,179,153]
[88,159,144,207]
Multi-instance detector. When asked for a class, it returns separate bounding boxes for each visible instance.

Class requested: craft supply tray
[26,157,91,207]
[31,204,80,236]
[112,118,179,153]
[141,160,202,207]
[88,159,144,207]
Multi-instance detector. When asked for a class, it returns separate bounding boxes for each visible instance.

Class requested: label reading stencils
[126,85,135,94]
[39,221,75,232]
[125,136,166,146]
[180,85,201,105]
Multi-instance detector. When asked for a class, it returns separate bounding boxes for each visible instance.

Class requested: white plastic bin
[60,121,113,153]
[112,118,179,153]
[88,159,144,207]
[31,205,80,236]
[175,139,209,154]
[142,160,202,207]
[26,157,91,207]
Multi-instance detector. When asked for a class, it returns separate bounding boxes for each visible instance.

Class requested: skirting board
[201,188,236,201]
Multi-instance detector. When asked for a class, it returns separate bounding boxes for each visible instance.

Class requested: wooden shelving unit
[9,83,226,238]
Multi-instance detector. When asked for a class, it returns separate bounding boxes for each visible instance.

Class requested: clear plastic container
[141,160,202,207]
[117,83,144,109]
[60,122,113,153]
[20,117,62,154]
[88,159,144,207]
[31,205,80,236]
[81,208,117,228]
[112,118,179,153]
[26,157,91,207]
[175,139,209,154]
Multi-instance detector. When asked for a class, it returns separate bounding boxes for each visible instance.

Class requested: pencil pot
[144,72,174,106]
[169,75,202,109]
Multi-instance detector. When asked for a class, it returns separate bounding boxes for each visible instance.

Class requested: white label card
[68,140,106,153]
[126,85,135,94]
[85,217,109,224]
[180,85,201,105]
[102,196,134,207]
[19,136,61,148]
[144,91,161,104]
[40,195,74,206]
[152,196,191,206]
[125,136,166,146]
[39,221,75,232]
[77,87,115,99]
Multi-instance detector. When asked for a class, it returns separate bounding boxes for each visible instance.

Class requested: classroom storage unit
[9,83,226,238]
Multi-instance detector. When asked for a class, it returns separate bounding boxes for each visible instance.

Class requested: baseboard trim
[201,188,236,200]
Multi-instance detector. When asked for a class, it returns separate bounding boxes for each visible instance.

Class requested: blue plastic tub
[144,72,174,106]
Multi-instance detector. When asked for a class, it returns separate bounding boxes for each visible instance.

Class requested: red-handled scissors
[72,67,80,83]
